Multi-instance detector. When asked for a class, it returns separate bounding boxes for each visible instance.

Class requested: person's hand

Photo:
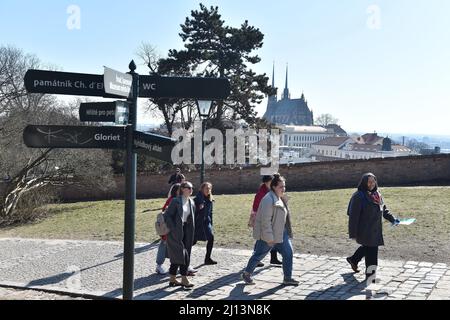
[393,218,400,226]
[248,212,256,228]
[266,240,275,246]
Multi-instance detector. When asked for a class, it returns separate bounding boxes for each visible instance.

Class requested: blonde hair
[200,182,214,201]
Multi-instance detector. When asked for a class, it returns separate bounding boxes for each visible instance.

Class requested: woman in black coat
[346,173,399,282]
[164,181,196,288]
[193,182,216,265]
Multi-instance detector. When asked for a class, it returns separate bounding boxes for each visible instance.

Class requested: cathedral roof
[269,98,309,114]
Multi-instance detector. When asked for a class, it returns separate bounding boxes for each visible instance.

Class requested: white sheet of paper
[398,218,416,225]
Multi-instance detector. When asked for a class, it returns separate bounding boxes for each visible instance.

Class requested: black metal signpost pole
[123,61,139,300]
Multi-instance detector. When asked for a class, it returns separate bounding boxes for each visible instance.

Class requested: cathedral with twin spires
[263,64,314,126]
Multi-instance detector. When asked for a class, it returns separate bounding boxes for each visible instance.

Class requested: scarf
[367,190,383,205]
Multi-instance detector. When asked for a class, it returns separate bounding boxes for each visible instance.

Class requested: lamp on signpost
[196,100,213,184]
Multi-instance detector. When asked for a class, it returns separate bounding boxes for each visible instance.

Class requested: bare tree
[136,42,160,74]
[315,113,339,127]
[0,46,114,225]
[407,139,430,153]
[136,42,198,135]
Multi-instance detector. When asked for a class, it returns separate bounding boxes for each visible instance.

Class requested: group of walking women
[154,179,216,289]
[154,170,400,289]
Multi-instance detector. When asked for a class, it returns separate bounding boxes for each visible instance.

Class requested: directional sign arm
[139,75,231,100]
[133,131,176,164]
[23,125,126,149]
[24,70,123,98]
[24,69,231,100]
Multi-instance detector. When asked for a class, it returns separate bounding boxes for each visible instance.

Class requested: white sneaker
[188,266,198,273]
[156,264,167,275]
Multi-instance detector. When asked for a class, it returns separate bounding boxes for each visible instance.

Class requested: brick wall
[54,154,450,201]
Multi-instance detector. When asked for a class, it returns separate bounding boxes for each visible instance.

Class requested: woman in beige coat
[241,174,299,286]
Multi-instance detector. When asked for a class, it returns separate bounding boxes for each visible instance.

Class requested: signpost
[134,131,176,163]
[122,61,138,301]
[139,75,231,99]
[114,102,129,125]
[79,101,129,124]
[25,69,230,100]
[24,69,121,98]
[104,67,133,98]
[23,125,125,149]
[22,62,231,300]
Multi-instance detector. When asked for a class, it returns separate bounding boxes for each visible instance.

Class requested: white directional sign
[104,67,133,98]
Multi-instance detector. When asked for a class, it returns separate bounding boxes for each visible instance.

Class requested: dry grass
[1,187,449,263]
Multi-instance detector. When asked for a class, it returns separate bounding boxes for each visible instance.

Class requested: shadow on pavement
[225,283,286,300]
[133,265,273,300]
[26,242,161,296]
[103,273,171,299]
[304,272,389,300]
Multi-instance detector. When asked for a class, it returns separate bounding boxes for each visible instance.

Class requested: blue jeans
[244,229,294,279]
[156,240,167,265]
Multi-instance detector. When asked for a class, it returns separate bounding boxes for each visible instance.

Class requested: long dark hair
[270,173,285,192]
[357,173,378,192]
[169,183,181,198]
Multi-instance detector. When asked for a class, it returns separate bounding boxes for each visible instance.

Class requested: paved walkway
[0,287,86,300]
[0,238,449,300]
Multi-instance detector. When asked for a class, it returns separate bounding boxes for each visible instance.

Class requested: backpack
[346,191,368,216]
[155,212,170,236]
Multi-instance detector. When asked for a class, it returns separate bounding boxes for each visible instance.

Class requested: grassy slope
[1,187,449,263]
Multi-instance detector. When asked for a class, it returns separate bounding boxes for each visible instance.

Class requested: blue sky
[1,0,449,135]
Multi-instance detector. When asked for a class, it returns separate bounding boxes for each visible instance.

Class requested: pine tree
[158,4,275,130]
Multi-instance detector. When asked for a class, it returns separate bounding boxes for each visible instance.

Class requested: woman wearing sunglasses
[164,181,196,288]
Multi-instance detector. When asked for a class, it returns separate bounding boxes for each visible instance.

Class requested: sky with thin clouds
[1,0,449,135]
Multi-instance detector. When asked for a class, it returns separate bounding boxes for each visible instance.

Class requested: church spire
[268,61,277,102]
[285,63,288,89]
[272,61,275,88]
[282,63,290,100]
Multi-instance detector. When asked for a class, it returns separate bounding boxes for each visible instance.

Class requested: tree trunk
[1,177,49,218]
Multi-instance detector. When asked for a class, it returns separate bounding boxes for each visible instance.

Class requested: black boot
[270,250,282,265]
[205,239,217,265]
[204,257,217,265]
[346,257,360,273]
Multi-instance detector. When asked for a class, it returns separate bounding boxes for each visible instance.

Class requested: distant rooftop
[312,136,351,146]
[278,125,328,133]
[351,144,381,152]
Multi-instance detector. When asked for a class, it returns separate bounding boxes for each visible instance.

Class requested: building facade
[312,134,415,161]
[263,65,314,126]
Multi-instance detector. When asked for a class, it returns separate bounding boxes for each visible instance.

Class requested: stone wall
[53,154,450,201]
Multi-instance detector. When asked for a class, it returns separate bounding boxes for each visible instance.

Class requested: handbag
[155,211,170,236]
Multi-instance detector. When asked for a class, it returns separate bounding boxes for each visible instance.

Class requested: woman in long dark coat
[193,182,217,265]
[347,173,399,283]
[164,181,196,288]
